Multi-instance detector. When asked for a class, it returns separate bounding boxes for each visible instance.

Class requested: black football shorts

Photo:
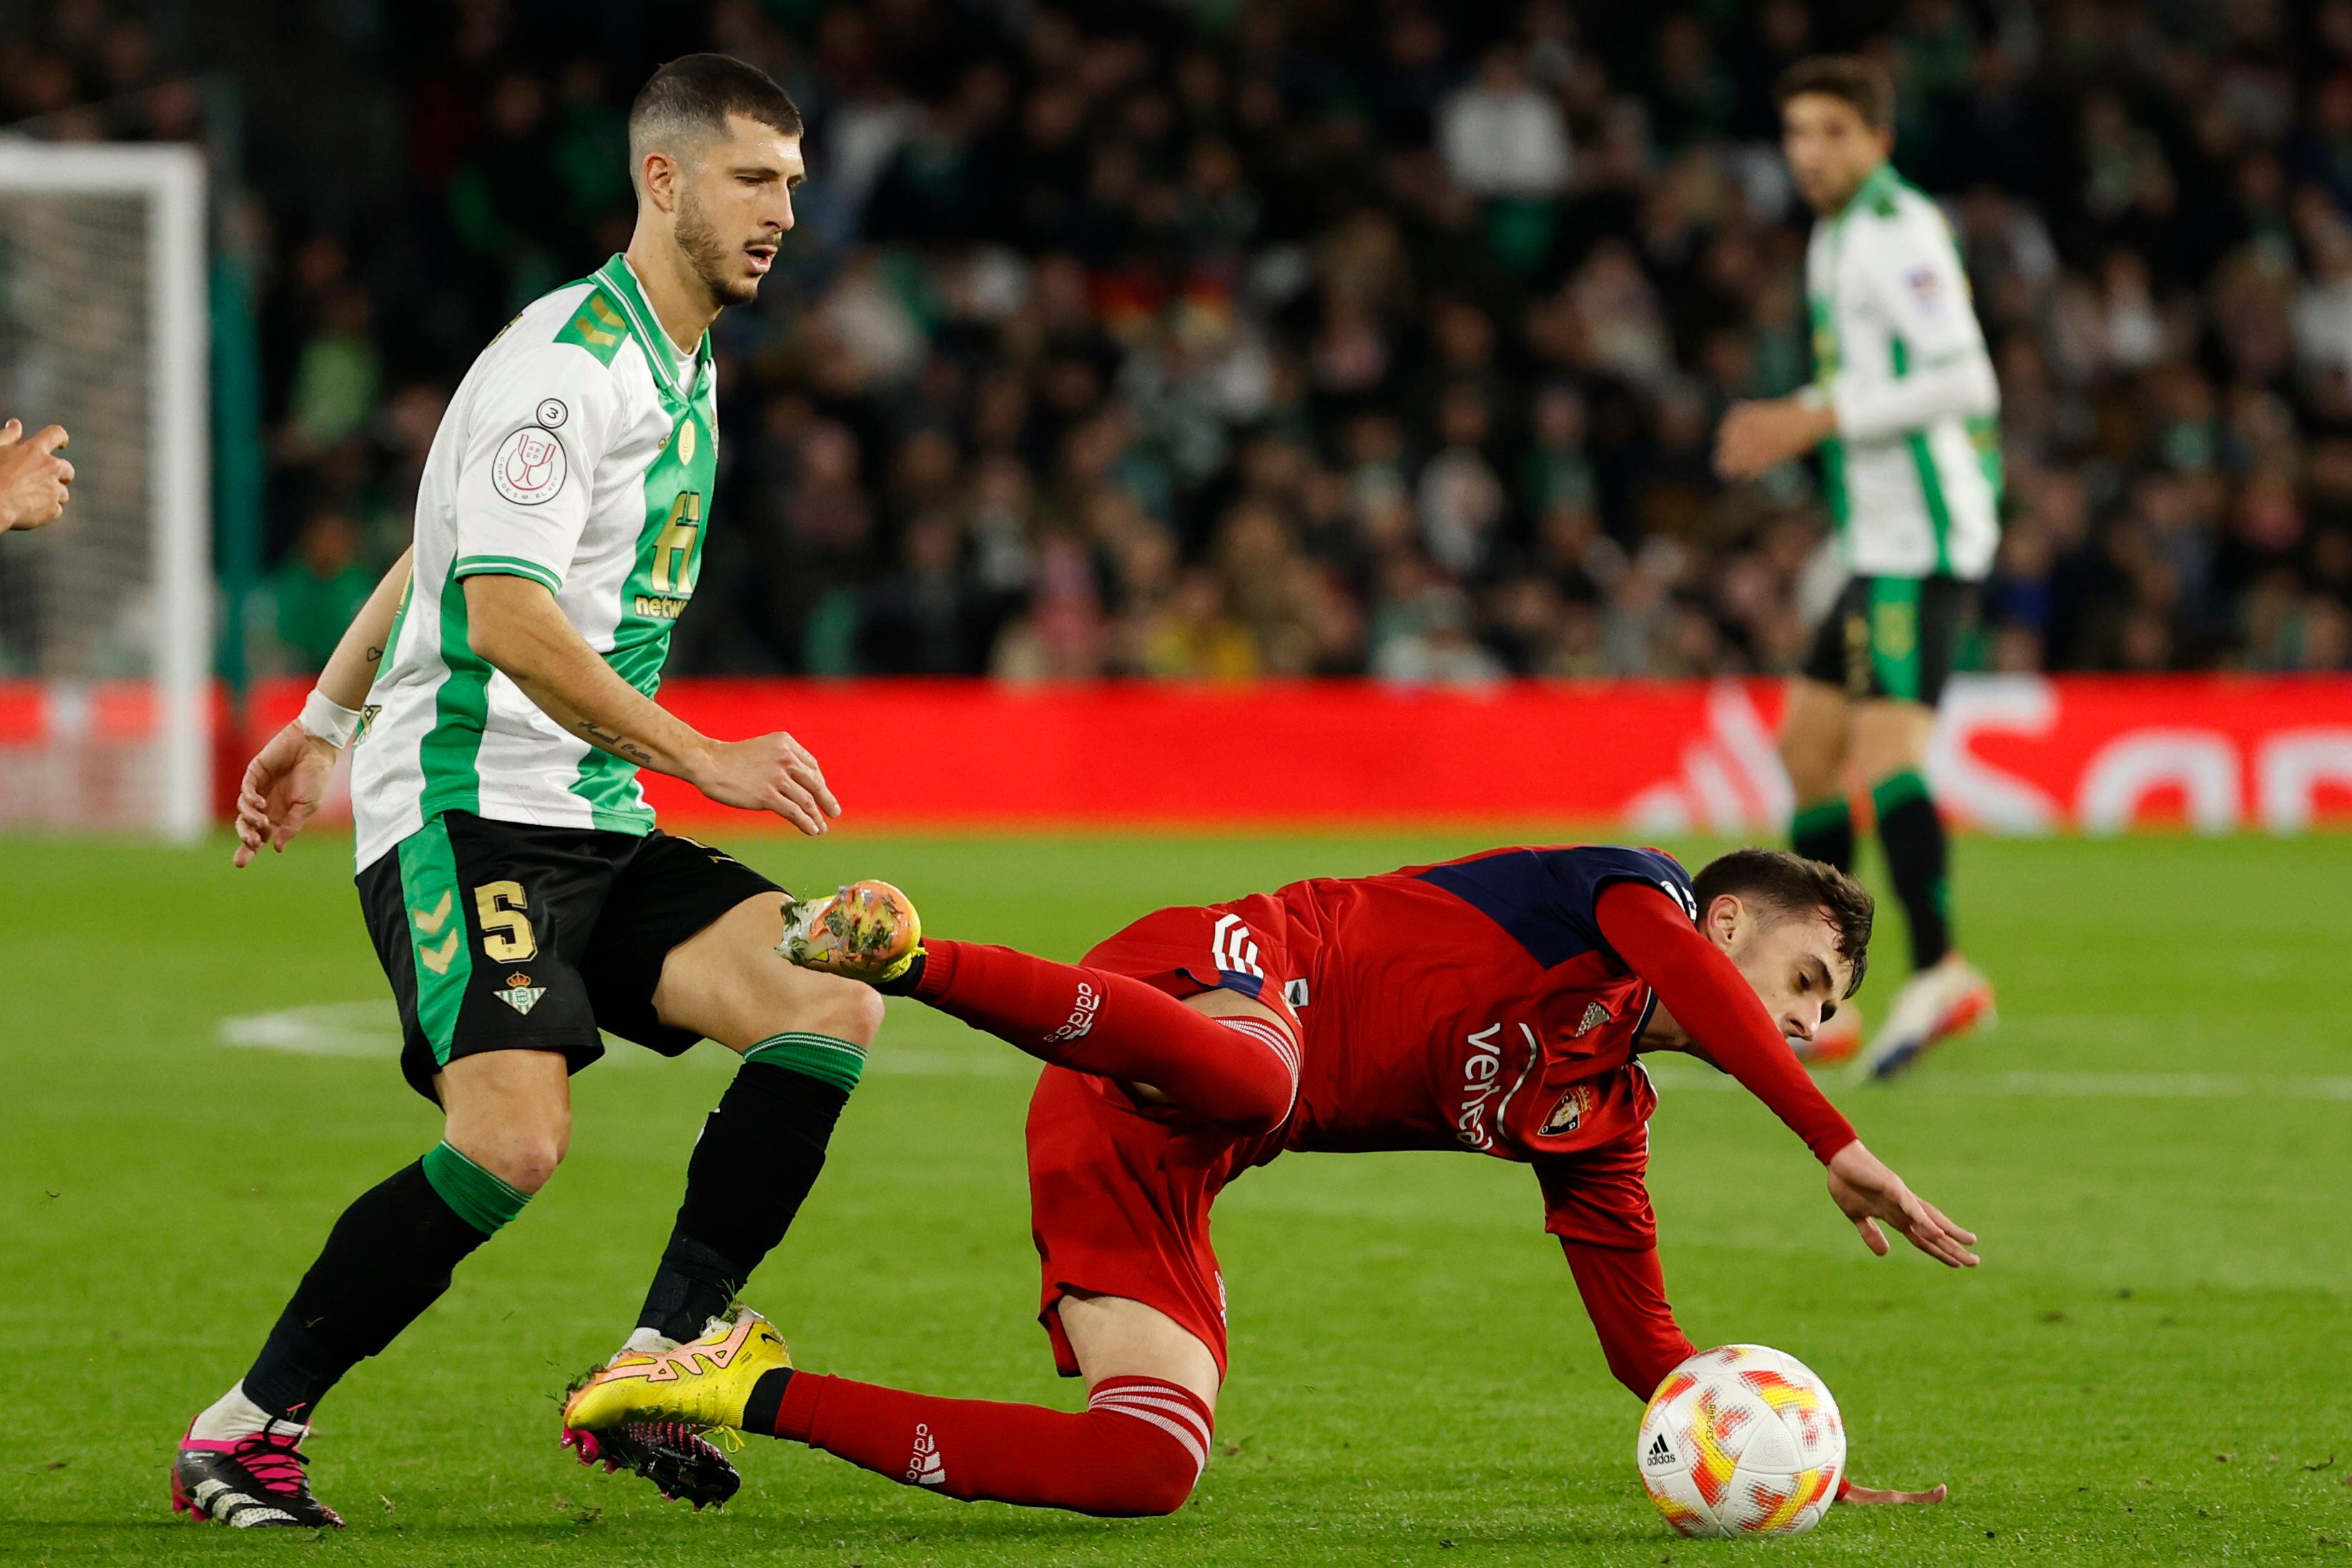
[1799,574,1978,707]
[355,809,782,1102]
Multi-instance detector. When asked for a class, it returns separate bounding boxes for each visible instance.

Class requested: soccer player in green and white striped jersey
[1716,56,1998,1081]
[174,56,882,1526]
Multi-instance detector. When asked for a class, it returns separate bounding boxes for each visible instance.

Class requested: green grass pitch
[3,828,2348,1566]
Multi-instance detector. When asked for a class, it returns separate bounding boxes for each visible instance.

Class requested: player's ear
[1703,892,1743,946]
[639,149,681,214]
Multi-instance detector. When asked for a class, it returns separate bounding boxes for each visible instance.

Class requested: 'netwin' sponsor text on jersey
[351,255,717,870]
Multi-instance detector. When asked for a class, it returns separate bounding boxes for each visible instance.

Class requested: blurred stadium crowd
[9,0,2352,679]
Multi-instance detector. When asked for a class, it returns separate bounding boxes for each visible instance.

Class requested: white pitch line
[216,1005,2351,1100]
[213,1005,1031,1076]
[1640,1063,2352,1102]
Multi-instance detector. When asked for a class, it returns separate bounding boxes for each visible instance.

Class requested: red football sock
[773,1371,1212,1517]
[914,940,1297,1130]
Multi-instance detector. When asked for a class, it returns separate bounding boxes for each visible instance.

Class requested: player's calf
[783,882,1299,1133]
[757,1370,1211,1516]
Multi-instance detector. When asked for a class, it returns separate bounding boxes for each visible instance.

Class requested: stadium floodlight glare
[0,141,210,841]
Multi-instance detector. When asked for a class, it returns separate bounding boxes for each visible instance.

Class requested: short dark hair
[1774,54,1895,134]
[1692,848,1874,997]
[628,53,802,184]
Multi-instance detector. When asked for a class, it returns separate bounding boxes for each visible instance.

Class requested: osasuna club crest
[495,971,547,1015]
[1541,1083,1595,1137]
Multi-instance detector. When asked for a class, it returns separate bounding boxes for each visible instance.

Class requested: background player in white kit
[1715,56,1999,1079]
[172,55,880,1526]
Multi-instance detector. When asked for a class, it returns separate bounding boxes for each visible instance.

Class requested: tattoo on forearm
[576,720,654,765]
[365,646,383,664]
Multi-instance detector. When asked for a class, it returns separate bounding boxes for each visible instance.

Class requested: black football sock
[1872,769,1953,972]
[875,948,925,997]
[634,1047,857,1343]
[1790,797,1856,872]
[241,1146,527,1420]
[742,1366,797,1436]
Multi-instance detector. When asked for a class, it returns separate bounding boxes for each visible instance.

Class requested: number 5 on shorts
[474,879,538,962]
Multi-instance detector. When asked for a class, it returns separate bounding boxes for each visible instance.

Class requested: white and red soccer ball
[1636,1344,1845,1538]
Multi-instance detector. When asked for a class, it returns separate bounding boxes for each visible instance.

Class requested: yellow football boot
[561,1308,792,1436]
[778,879,923,986]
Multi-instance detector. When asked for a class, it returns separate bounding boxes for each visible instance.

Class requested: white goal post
[0,142,210,840]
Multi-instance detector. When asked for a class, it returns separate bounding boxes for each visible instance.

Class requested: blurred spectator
[1438,46,1573,199]
[267,511,374,673]
[10,0,2351,681]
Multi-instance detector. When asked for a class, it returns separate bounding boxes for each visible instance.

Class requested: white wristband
[297,689,363,749]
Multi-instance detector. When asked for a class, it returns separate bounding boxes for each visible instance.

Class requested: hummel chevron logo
[418,930,461,975]
[1645,1431,1678,1466]
[410,891,453,934]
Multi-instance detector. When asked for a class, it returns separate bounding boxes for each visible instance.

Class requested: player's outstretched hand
[1836,1476,1949,1506]
[0,419,74,531]
[688,731,840,835]
[1824,1140,1979,1268]
[232,721,339,868]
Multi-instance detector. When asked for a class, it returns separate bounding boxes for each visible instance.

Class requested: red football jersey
[1177,845,1693,1157]
[1274,844,1693,1165]
[1151,846,1701,1251]
[1073,844,1799,1396]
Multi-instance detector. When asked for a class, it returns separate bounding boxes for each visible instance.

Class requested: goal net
[0,144,209,839]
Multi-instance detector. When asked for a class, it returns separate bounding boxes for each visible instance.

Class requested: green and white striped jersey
[350,254,717,871]
[1805,163,2002,581]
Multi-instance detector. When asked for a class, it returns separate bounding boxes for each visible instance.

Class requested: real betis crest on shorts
[494,971,548,1016]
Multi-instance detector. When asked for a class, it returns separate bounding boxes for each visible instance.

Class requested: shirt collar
[593,253,712,400]
[1834,162,1900,221]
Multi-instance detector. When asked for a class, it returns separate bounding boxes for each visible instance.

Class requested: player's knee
[1197,1020,1296,1134]
[766,967,885,1048]
[1088,1428,1202,1517]
[1080,1374,1215,1514]
[1215,1062,1294,1135]
[1119,1454,1200,1517]
[1778,734,1840,802]
[825,976,887,1046]
[456,1124,567,1195]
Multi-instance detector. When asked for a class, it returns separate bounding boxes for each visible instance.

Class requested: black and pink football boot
[171,1415,345,1529]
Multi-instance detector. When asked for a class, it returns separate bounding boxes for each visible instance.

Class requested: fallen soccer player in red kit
[564,844,1969,1516]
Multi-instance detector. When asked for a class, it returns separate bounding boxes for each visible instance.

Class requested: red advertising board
[205,674,2352,837]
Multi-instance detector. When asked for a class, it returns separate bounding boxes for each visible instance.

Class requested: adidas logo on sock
[906,1422,945,1488]
[1644,1431,1678,1467]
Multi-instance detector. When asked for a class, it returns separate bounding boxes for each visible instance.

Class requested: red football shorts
[1025,898,1307,1381]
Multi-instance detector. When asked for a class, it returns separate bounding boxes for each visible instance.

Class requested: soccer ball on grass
[1635,1343,1845,1538]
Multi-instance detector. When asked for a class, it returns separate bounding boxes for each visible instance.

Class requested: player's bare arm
[232,548,411,867]
[461,572,837,835]
[1713,395,1836,481]
[0,418,74,531]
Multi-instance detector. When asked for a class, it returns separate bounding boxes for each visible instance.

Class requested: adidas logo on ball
[1644,1432,1676,1467]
